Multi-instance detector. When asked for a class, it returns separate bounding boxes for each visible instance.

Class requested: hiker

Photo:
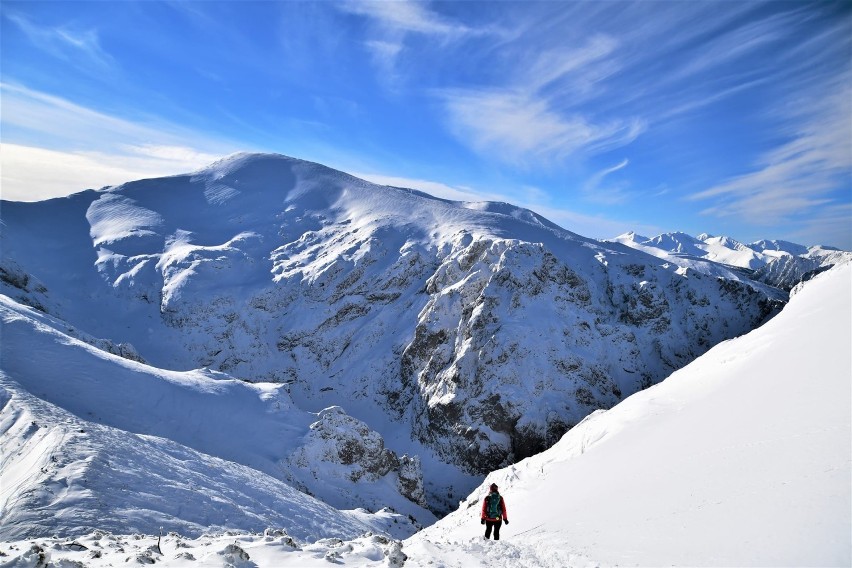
[480,483,508,540]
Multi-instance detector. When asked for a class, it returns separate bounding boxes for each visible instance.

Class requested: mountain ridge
[610,229,848,290]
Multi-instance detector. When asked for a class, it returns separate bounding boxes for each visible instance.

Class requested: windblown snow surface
[1,251,849,565]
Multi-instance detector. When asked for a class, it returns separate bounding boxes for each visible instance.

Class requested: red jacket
[481,492,508,522]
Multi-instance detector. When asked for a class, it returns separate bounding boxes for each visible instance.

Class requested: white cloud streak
[582,158,634,205]
[342,4,644,166]
[666,10,791,83]
[339,1,471,37]
[2,83,166,148]
[690,87,851,223]
[5,12,115,71]
[436,28,644,167]
[0,144,224,201]
[0,84,236,201]
[1,83,237,152]
[525,34,619,96]
[338,1,495,88]
[441,89,644,167]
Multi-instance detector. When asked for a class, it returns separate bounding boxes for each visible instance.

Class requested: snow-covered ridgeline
[610,230,849,290]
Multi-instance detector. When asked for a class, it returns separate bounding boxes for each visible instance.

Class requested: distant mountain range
[1,153,848,541]
[609,230,848,290]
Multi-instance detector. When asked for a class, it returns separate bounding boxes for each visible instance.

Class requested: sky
[1,1,850,249]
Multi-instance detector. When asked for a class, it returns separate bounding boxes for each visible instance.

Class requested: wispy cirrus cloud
[2,83,165,148]
[339,1,466,72]
[583,158,634,205]
[524,34,620,97]
[340,4,645,167]
[1,83,238,154]
[441,88,644,167]
[0,143,224,201]
[4,12,115,71]
[338,0,472,37]
[665,9,793,83]
[689,74,852,245]
[337,1,497,84]
[436,25,644,167]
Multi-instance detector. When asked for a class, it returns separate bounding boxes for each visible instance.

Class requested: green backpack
[486,492,501,519]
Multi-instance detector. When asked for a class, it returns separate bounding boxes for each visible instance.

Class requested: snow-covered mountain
[1,153,791,540]
[610,230,849,290]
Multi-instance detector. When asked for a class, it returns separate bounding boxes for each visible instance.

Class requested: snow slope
[405,261,852,567]
[0,530,409,567]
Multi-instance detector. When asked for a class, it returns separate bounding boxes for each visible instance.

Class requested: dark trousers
[484,519,502,540]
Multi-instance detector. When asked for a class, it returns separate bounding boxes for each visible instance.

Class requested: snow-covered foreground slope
[0,530,409,567]
[405,262,852,567]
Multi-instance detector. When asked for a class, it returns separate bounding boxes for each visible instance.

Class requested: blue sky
[2,1,850,248]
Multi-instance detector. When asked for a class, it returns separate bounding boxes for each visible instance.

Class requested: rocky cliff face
[1,153,787,507]
[752,248,850,291]
[385,235,780,473]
